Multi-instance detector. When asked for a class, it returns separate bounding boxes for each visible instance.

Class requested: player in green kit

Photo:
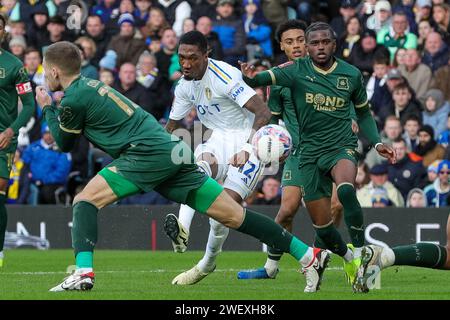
[240,22,396,292]
[0,14,35,268]
[37,41,330,293]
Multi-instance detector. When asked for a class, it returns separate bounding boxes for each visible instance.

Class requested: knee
[72,192,94,207]
[275,206,296,226]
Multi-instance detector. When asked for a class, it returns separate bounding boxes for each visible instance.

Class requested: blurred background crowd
[1,0,450,208]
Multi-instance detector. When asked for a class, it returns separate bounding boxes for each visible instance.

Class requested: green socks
[314,221,348,256]
[337,183,365,247]
[0,194,6,252]
[237,209,309,260]
[393,243,448,269]
[72,201,98,269]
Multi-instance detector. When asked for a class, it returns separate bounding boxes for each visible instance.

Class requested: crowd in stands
[2,0,450,207]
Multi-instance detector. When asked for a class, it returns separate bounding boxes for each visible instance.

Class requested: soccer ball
[251,124,292,164]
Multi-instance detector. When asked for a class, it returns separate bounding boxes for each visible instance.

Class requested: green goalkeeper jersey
[56,76,177,158]
[268,85,300,151]
[0,48,35,138]
[247,56,368,163]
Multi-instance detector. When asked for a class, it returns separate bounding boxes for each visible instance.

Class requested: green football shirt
[268,85,300,151]
[0,48,35,139]
[57,76,178,159]
[247,56,368,162]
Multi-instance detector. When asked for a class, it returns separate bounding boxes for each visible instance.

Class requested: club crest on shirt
[205,87,212,100]
[283,170,292,181]
[337,77,349,90]
[0,68,5,78]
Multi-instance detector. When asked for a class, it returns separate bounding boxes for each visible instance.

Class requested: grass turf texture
[0,249,449,300]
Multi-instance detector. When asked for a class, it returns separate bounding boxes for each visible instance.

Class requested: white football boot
[172,265,216,285]
[49,269,95,292]
[302,248,330,293]
[164,213,189,253]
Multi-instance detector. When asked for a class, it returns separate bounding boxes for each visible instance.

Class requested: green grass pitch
[0,249,449,300]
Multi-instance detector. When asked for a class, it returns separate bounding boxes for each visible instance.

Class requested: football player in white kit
[165,31,272,285]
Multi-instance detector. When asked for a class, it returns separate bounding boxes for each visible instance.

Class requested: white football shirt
[170,58,256,141]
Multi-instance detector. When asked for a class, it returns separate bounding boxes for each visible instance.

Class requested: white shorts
[194,131,264,199]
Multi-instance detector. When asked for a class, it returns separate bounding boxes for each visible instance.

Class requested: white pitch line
[0,267,343,276]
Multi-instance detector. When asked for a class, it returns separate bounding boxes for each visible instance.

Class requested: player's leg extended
[238,185,302,280]
[0,178,8,268]
[49,166,141,291]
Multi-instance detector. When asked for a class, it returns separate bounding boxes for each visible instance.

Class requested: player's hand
[0,128,14,149]
[376,143,396,164]
[238,60,255,78]
[229,150,250,167]
[351,119,359,133]
[35,86,52,109]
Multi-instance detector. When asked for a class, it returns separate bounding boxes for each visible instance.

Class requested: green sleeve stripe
[355,100,368,109]
[268,70,276,85]
[59,124,82,134]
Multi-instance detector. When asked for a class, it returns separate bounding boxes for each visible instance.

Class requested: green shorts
[281,153,302,187]
[98,141,223,211]
[299,148,358,202]
[0,144,17,179]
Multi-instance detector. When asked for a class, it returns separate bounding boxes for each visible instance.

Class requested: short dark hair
[404,114,421,124]
[393,137,406,144]
[305,22,337,42]
[24,47,41,57]
[179,30,208,54]
[276,19,307,42]
[0,13,7,28]
[44,41,81,76]
[392,82,412,94]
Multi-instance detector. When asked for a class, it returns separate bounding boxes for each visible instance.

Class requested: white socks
[197,218,230,273]
[178,204,196,232]
[264,258,280,277]
[380,247,395,269]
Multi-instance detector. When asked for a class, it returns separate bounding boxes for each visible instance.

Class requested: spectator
[8,35,26,60]
[432,3,450,45]
[365,116,402,169]
[417,19,433,52]
[424,159,450,207]
[357,163,405,207]
[182,18,195,35]
[107,13,146,66]
[91,0,119,24]
[422,89,450,139]
[336,16,362,61]
[84,15,111,68]
[398,48,432,104]
[377,11,417,63]
[75,36,96,63]
[21,125,72,204]
[438,113,450,148]
[422,32,449,73]
[112,62,152,113]
[191,0,218,23]
[18,0,53,26]
[99,49,117,73]
[415,0,433,25]
[355,161,371,190]
[75,38,98,80]
[406,188,427,207]
[387,138,427,201]
[330,0,358,37]
[366,0,392,33]
[402,114,421,153]
[348,29,389,83]
[7,149,24,204]
[213,0,246,67]
[367,55,390,114]
[426,159,441,184]
[253,177,281,205]
[242,0,272,61]
[134,0,152,28]
[196,16,224,60]
[414,124,446,167]
[66,136,90,203]
[27,5,49,52]
[24,47,45,87]
[379,82,422,128]
[136,51,172,120]
[158,0,192,37]
[430,57,450,101]
[141,7,171,40]
[99,68,115,86]
[371,186,393,207]
[40,15,72,53]
[155,27,178,83]
[106,0,135,36]
[260,0,289,32]
[392,47,407,68]
[392,0,418,35]
[8,20,27,40]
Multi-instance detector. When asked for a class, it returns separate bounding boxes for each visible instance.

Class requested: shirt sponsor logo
[305,92,345,111]
[228,83,245,101]
[15,82,32,95]
[337,77,349,90]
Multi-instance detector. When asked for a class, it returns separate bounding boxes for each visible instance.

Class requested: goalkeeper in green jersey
[37,39,331,293]
[0,14,35,268]
[240,22,396,292]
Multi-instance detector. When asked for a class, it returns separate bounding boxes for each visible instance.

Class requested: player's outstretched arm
[36,86,78,152]
[239,61,274,88]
